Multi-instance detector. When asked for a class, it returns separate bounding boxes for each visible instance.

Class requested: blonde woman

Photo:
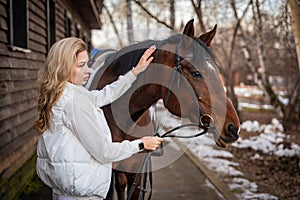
[34,37,163,200]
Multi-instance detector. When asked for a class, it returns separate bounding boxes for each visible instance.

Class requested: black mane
[98,33,217,78]
[102,34,183,77]
[103,40,157,77]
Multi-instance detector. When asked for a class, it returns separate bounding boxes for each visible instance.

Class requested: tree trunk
[283,0,300,127]
[126,0,134,43]
[170,0,175,29]
[283,78,300,128]
[251,0,285,113]
[289,0,300,73]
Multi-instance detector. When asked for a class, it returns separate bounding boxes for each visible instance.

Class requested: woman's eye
[79,63,85,68]
[191,71,203,78]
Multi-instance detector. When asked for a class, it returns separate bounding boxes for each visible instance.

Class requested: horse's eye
[191,71,203,78]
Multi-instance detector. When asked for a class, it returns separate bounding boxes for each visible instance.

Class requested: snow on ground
[234,118,300,157]
[234,86,264,97]
[238,102,274,110]
[154,100,300,200]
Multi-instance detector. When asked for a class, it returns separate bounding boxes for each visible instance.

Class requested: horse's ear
[182,19,195,49]
[183,19,195,37]
[199,24,217,46]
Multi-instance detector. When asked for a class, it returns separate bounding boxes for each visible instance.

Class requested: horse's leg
[115,171,127,200]
[126,172,142,200]
[104,106,153,200]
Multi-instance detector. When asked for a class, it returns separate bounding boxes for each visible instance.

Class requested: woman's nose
[85,64,90,73]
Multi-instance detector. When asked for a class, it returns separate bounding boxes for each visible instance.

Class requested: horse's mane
[102,34,182,77]
[99,33,217,79]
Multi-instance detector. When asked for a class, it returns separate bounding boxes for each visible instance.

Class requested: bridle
[164,42,219,136]
[127,42,220,200]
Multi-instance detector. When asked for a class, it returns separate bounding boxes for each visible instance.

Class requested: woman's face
[70,50,90,85]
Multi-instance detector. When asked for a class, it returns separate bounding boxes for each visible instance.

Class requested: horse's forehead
[184,50,218,73]
[159,40,218,73]
[204,60,217,72]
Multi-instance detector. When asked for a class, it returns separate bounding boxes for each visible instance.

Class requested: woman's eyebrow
[78,60,87,65]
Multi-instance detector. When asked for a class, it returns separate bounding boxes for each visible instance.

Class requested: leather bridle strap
[165,43,206,123]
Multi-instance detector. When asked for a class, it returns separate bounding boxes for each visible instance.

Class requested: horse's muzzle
[216,124,240,148]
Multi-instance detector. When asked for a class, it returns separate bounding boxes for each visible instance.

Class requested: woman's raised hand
[131,45,156,76]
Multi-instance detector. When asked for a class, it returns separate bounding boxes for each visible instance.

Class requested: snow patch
[155,100,299,199]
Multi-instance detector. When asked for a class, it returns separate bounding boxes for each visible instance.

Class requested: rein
[126,123,209,200]
[127,42,220,200]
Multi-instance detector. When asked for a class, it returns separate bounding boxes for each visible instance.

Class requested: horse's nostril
[228,124,234,132]
[227,124,239,138]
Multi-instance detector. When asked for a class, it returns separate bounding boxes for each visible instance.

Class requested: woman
[34,37,163,200]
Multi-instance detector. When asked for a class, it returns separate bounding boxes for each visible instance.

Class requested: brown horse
[88,19,240,200]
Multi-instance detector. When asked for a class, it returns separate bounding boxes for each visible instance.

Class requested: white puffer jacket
[36,72,141,198]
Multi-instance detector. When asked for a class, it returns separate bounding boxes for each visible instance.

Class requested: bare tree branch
[190,0,206,32]
[133,0,173,30]
[223,0,252,114]
[252,0,284,111]
[228,0,285,115]
[103,4,124,47]
[228,0,252,69]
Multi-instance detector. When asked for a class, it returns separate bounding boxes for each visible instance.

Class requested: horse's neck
[130,79,162,114]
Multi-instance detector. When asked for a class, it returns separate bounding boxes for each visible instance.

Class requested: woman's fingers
[141,45,156,63]
[144,45,156,58]
[145,56,154,64]
[152,137,161,149]
[141,136,163,151]
[133,45,156,76]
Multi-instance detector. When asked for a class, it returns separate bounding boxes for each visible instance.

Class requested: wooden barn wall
[0,0,94,199]
[56,0,92,48]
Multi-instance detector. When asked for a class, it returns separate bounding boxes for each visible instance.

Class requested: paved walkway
[149,140,237,200]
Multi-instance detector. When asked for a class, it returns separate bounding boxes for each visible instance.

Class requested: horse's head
[91,19,240,148]
[151,19,240,148]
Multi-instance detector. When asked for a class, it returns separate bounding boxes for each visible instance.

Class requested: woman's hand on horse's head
[140,136,163,151]
[132,45,156,76]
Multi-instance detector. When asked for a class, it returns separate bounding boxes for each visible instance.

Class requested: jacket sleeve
[62,88,141,164]
[90,71,136,107]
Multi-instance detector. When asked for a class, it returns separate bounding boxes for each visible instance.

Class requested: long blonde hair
[34,37,87,134]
